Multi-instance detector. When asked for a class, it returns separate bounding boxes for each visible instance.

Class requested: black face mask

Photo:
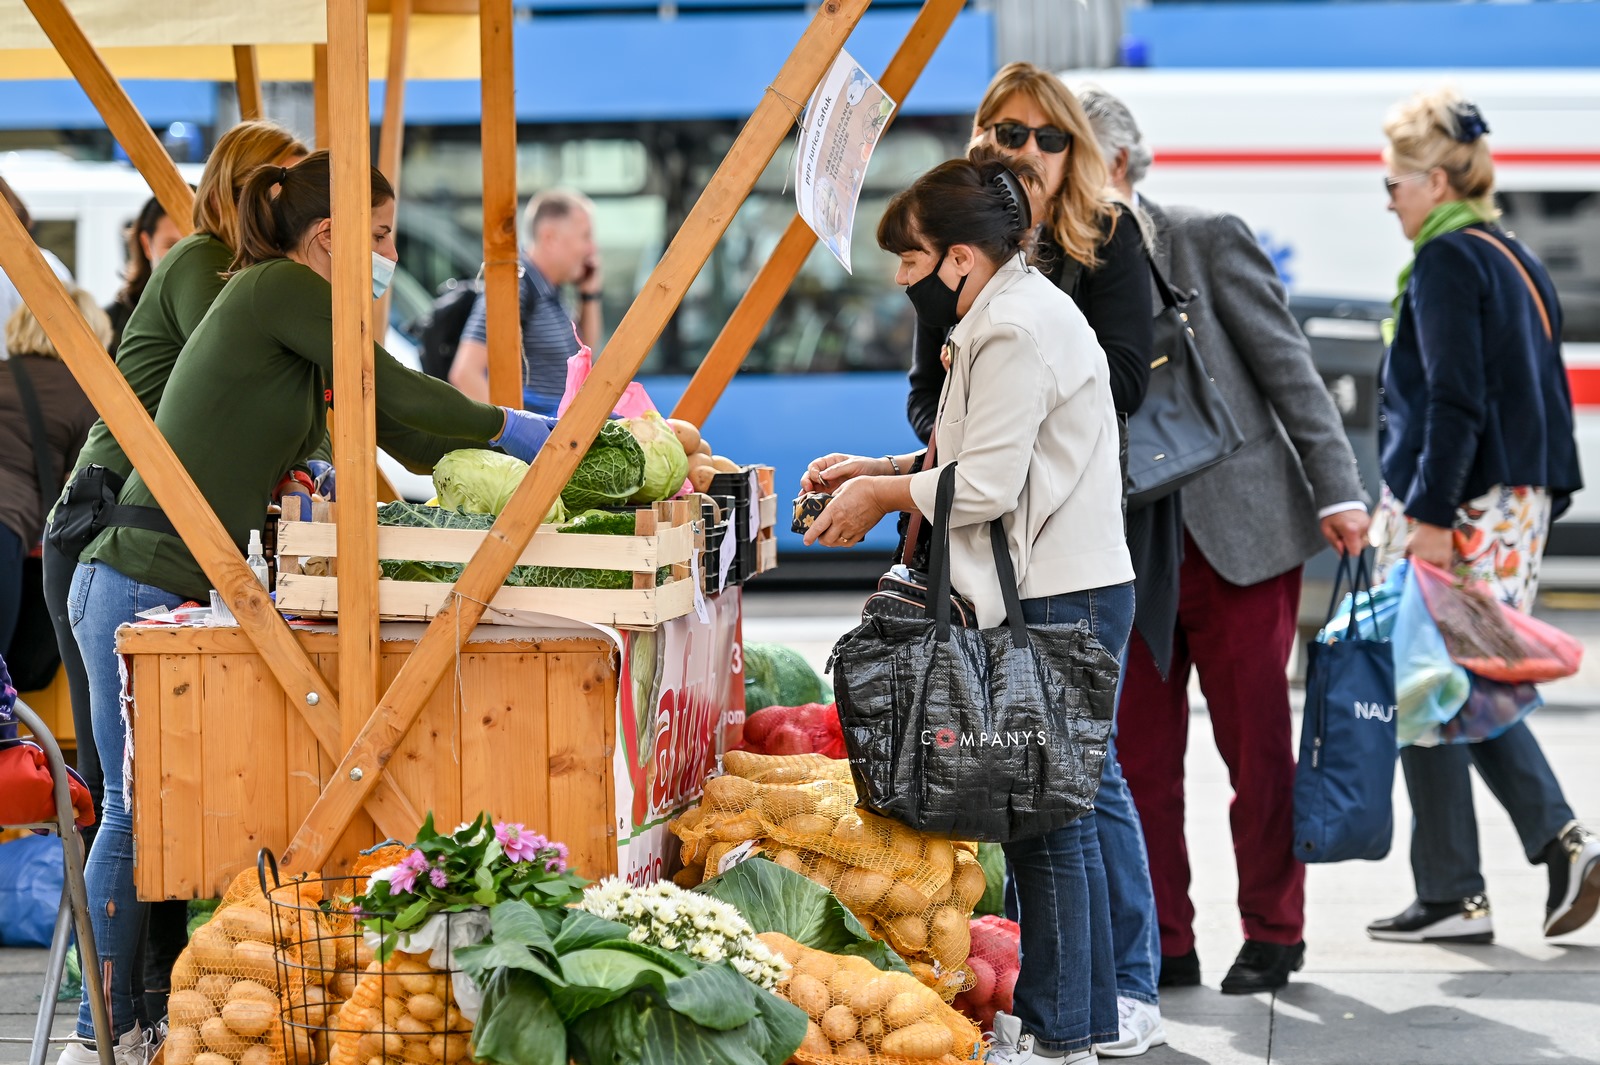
[905,254,968,335]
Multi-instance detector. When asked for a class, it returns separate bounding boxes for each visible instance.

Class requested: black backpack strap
[7,358,61,509]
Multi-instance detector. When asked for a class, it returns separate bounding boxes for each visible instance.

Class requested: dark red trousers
[1118,533,1306,954]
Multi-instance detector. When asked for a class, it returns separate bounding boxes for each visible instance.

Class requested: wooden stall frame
[479,0,522,408]
[232,45,262,121]
[374,0,412,328]
[672,0,964,425]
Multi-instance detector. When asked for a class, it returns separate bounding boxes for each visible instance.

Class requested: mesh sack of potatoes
[670,752,984,1000]
[326,951,477,1065]
[165,870,311,1065]
[755,932,982,1063]
[264,876,380,1065]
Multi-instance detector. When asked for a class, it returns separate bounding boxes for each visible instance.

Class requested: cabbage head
[625,412,689,503]
[433,449,566,522]
[560,421,646,512]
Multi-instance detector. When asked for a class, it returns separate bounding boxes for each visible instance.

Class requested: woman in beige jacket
[802,150,1133,1064]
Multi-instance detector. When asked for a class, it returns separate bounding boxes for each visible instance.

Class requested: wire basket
[258,850,481,1065]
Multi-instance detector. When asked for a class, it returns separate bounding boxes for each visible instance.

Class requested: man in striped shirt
[450,189,603,414]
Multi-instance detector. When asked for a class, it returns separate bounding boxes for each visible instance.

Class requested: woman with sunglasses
[906,61,1168,1058]
[1366,89,1598,946]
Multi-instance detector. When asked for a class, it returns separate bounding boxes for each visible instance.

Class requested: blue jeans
[69,562,183,1039]
[1097,654,1161,1005]
[1003,582,1133,1054]
[1402,720,1574,902]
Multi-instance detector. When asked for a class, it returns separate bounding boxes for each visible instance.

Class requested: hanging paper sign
[794,48,897,273]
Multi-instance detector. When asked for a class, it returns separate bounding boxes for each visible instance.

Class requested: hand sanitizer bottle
[246,530,270,589]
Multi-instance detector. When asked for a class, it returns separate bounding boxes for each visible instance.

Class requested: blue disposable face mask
[371,252,397,299]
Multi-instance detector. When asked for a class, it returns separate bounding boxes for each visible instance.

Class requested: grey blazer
[1144,199,1367,587]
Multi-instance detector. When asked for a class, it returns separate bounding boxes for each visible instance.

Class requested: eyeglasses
[1384,172,1427,199]
[988,122,1072,155]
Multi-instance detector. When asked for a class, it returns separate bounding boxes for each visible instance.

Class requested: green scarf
[1383,200,1494,344]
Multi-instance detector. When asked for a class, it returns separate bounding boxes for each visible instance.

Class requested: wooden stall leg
[479,0,522,409]
[233,45,264,122]
[279,0,875,873]
[672,0,966,425]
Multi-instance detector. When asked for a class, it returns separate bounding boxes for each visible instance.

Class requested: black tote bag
[829,464,1121,843]
[1125,259,1245,507]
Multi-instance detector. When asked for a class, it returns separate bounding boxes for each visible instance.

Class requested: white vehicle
[1067,69,1600,584]
[0,149,438,501]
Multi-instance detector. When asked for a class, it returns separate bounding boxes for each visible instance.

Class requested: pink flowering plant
[350,812,585,959]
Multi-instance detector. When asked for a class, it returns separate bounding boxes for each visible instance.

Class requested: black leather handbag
[1125,258,1245,508]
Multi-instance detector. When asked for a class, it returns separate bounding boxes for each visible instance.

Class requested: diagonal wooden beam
[22,0,194,233]
[278,0,875,873]
[0,199,423,843]
[673,0,965,425]
[479,0,521,409]
[233,45,263,122]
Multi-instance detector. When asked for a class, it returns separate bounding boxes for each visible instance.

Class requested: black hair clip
[1452,102,1490,144]
[992,168,1032,232]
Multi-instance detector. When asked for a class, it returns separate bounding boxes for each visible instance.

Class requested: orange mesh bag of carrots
[755,932,982,1063]
[670,752,984,1001]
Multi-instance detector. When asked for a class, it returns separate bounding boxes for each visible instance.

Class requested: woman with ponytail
[800,149,1133,1065]
[57,152,552,1065]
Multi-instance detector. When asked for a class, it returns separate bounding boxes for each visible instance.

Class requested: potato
[299,933,341,978]
[709,455,741,473]
[164,1025,201,1065]
[820,1004,857,1043]
[170,952,199,990]
[772,849,805,874]
[356,1032,385,1061]
[290,984,330,1028]
[834,869,893,912]
[953,851,986,911]
[194,1054,232,1065]
[849,977,896,1016]
[887,913,929,953]
[827,968,868,1008]
[710,814,765,843]
[779,813,833,839]
[701,774,758,812]
[829,814,876,851]
[810,855,845,889]
[695,439,712,457]
[332,970,357,1000]
[704,842,734,874]
[228,980,278,1005]
[797,1021,830,1056]
[758,786,819,821]
[401,1042,437,1065]
[200,1015,249,1056]
[194,974,233,1006]
[815,795,854,821]
[882,880,931,917]
[222,997,277,1037]
[665,419,701,454]
[756,931,801,962]
[929,907,971,969]
[428,1033,472,1062]
[931,876,954,906]
[397,1014,432,1039]
[689,464,716,493]
[169,989,217,1027]
[189,923,235,971]
[924,840,956,882]
[885,990,934,1030]
[787,973,830,1020]
[882,1021,954,1059]
[858,1014,885,1048]
[220,905,277,945]
[232,939,278,981]
[795,951,838,982]
[836,1040,871,1058]
[239,1045,275,1065]
[671,865,705,888]
[886,823,926,863]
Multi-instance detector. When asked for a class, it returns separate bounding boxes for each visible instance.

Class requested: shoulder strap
[1146,253,1183,312]
[1464,228,1552,343]
[6,359,61,508]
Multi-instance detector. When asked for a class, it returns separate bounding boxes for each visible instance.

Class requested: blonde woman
[0,291,107,651]
[1367,89,1597,945]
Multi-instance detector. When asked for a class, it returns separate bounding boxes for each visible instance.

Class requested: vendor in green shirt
[60,152,556,1065]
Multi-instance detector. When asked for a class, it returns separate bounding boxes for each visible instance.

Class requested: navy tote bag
[1293,552,1398,863]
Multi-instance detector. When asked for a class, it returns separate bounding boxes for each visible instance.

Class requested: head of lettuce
[626,412,691,503]
[433,449,566,523]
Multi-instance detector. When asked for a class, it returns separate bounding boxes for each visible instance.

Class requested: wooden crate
[121,625,619,900]
[275,500,700,628]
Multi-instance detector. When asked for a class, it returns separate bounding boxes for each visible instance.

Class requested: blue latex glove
[306,460,335,501]
[492,408,556,462]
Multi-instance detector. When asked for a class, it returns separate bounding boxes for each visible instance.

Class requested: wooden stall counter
[119,622,619,901]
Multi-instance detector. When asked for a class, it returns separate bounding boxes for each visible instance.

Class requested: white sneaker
[54,1023,157,1065]
[987,1011,1097,1064]
[1545,821,1600,937]
[1094,997,1169,1057]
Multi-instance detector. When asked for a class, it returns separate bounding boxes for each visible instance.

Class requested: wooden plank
[374,0,411,329]
[317,652,380,878]
[200,655,289,897]
[458,651,549,830]
[115,625,602,657]
[312,45,330,149]
[546,650,619,879]
[21,0,195,233]
[158,654,205,899]
[0,203,363,829]
[371,0,476,12]
[131,651,165,901]
[327,0,383,764]
[274,573,697,628]
[277,519,695,571]
[479,0,521,409]
[671,0,966,425]
[233,46,263,121]
[280,0,873,871]
[380,649,463,841]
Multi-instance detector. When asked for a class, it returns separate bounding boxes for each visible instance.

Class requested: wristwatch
[579,292,601,303]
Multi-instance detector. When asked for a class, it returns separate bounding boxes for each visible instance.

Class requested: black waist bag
[46,464,176,561]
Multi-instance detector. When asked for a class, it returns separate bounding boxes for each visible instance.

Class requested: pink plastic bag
[1411,559,1583,684]
[556,326,659,418]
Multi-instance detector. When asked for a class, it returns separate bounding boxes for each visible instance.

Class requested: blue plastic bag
[0,834,64,947]
[1390,560,1471,747]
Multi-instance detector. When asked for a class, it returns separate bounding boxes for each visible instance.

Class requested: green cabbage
[561,421,646,512]
[432,449,567,522]
[625,412,690,504]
